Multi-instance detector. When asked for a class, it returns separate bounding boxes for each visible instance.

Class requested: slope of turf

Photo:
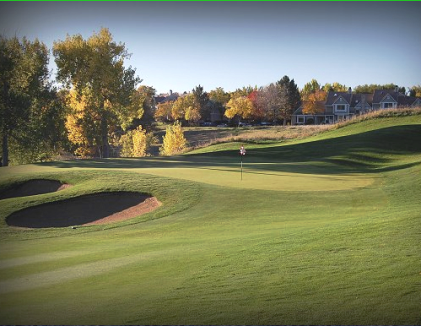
[0,115,420,325]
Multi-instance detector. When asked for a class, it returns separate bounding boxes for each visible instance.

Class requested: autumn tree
[256,83,281,123]
[154,101,174,122]
[171,93,201,124]
[247,90,265,120]
[231,86,256,99]
[301,79,321,100]
[409,85,421,97]
[53,27,141,158]
[0,35,61,166]
[119,125,150,157]
[65,88,101,157]
[160,121,187,156]
[208,87,230,119]
[224,96,254,124]
[323,82,347,93]
[302,90,327,115]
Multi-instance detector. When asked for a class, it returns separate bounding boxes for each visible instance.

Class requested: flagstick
[239,145,246,181]
[241,155,243,181]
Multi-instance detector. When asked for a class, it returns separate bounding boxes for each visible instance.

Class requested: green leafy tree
[0,35,55,166]
[160,121,187,156]
[192,84,209,119]
[53,27,141,158]
[354,84,405,94]
[136,85,156,126]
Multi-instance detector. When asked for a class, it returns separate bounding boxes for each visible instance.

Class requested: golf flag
[239,145,246,180]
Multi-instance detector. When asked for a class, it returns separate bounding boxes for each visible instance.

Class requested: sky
[1,2,420,95]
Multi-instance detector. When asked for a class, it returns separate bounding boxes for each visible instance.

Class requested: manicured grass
[0,115,420,325]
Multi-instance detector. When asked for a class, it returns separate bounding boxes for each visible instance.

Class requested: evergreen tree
[276,76,301,125]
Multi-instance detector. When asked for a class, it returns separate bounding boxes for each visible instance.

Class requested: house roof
[372,89,400,103]
[154,92,180,104]
[325,91,352,105]
[350,93,373,107]
[398,95,419,107]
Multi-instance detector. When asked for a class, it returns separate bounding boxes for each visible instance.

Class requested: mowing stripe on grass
[0,249,174,294]
[0,251,87,269]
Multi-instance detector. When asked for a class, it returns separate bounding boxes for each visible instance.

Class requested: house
[154,90,180,105]
[292,87,421,125]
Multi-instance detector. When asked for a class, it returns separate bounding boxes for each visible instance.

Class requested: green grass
[0,115,421,325]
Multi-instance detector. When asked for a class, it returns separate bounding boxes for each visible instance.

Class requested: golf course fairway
[0,115,420,325]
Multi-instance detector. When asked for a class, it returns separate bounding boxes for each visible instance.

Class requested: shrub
[119,125,149,157]
[160,121,188,156]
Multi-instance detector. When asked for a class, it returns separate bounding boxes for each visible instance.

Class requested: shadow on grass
[44,125,421,176]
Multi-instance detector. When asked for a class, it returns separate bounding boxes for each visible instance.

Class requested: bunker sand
[6,192,161,228]
[0,179,71,200]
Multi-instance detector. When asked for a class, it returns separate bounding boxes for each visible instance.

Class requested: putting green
[1,161,374,192]
[138,166,374,191]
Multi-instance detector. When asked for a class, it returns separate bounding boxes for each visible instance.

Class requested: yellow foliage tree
[119,125,148,157]
[154,101,173,122]
[302,90,327,115]
[160,121,187,156]
[65,89,100,157]
[224,96,253,120]
[131,126,147,157]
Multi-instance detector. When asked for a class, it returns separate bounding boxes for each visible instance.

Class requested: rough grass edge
[187,107,421,152]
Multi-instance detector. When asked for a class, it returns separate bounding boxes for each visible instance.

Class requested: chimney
[394,86,399,93]
[169,90,173,95]
[348,87,352,94]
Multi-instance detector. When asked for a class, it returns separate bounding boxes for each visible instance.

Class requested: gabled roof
[325,91,352,106]
[398,95,419,107]
[351,93,373,107]
[373,89,399,103]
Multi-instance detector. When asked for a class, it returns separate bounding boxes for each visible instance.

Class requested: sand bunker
[6,192,161,228]
[0,179,71,200]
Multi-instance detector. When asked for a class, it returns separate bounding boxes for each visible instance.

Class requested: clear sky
[1,2,420,95]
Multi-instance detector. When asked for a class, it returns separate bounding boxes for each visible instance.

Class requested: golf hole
[6,192,161,228]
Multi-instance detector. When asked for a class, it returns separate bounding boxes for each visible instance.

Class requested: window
[382,102,395,109]
[297,117,304,124]
[336,104,346,111]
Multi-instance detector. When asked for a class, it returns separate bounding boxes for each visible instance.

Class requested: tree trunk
[101,115,109,159]
[2,131,9,167]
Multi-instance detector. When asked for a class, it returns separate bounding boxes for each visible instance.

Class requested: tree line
[1,28,420,165]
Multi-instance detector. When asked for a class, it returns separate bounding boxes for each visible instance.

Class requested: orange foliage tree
[302,90,327,115]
